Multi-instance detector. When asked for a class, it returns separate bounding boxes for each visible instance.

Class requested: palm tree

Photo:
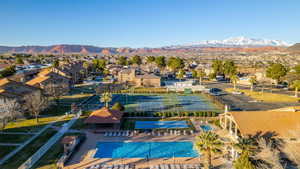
[291,80,300,97]
[100,92,112,108]
[194,132,223,169]
[197,69,206,85]
[249,76,257,92]
[233,137,257,169]
[230,74,239,91]
[83,61,90,77]
[177,69,185,81]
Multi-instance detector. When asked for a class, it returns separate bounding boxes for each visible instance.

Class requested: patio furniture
[104,132,108,136]
[165,164,170,169]
[175,164,181,169]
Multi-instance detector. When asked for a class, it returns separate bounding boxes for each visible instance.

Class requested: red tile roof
[84,107,124,124]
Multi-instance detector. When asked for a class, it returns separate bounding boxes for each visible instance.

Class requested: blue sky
[0,0,299,47]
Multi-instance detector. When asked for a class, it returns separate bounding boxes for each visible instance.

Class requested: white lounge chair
[126,130,129,136]
[113,132,117,136]
[183,164,188,169]
[165,164,170,169]
[160,164,165,169]
[170,164,175,169]
[195,164,201,169]
[124,165,129,169]
[175,164,181,169]
[113,164,119,169]
[117,132,122,136]
[104,132,108,136]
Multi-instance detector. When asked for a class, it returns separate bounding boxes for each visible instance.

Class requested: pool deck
[64,127,227,169]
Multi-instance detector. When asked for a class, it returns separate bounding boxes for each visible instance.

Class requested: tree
[223,60,237,78]
[146,56,155,63]
[44,82,69,105]
[52,59,59,68]
[230,74,239,91]
[291,80,300,97]
[15,57,24,64]
[249,76,257,92]
[92,59,106,72]
[0,98,22,129]
[111,102,125,111]
[266,63,287,84]
[100,92,112,108]
[131,55,142,65]
[83,61,90,77]
[155,56,166,69]
[192,70,198,79]
[294,64,300,75]
[167,57,185,72]
[233,137,257,169]
[176,69,185,81]
[117,56,128,66]
[0,65,16,78]
[194,132,223,169]
[197,69,206,85]
[212,60,223,75]
[24,93,48,123]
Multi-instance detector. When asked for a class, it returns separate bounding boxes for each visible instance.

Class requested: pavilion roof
[84,107,123,124]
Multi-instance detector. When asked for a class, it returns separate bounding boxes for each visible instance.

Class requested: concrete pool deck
[64,126,227,169]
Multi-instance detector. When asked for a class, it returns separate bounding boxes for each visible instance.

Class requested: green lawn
[0,146,16,159]
[0,129,57,169]
[33,133,85,169]
[3,115,74,133]
[0,134,32,143]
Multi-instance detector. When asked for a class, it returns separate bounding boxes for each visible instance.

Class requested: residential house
[0,78,42,107]
[117,68,161,87]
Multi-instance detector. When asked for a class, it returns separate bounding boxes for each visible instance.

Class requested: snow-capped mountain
[177,36,291,48]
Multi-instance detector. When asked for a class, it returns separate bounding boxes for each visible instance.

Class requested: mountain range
[0,37,293,54]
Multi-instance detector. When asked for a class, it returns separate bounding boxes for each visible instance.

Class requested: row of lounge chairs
[148,130,194,136]
[150,164,202,169]
[104,130,137,137]
[87,164,134,169]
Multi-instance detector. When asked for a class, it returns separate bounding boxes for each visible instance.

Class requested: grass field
[0,134,32,143]
[3,115,74,133]
[0,146,16,159]
[225,88,299,103]
[33,133,85,169]
[0,129,57,169]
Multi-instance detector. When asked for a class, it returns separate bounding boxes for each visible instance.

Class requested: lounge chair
[126,130,129,136]
[170,164,175,169]
[195,164,201,169]
[130,131,134,136]
[104,132,108,136]
[175,164,181,169]
[122,131,126,136]
[182,164,188,169]
[160,164,165,169]
[124,165,129,169]
[165,164,170,169]
[107,165,113,169]
[114,164,119,169]
[118,132,122,136]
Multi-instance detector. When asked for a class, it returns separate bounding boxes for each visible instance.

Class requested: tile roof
[84,107,123,124]
[26,76,50,86]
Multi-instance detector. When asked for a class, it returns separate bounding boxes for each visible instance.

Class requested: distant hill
[0,37,290,55]
[287,43,300,52]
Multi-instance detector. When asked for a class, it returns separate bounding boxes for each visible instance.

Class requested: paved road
[203,82,300,111]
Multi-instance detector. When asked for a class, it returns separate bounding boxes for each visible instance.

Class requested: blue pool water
[94,142,199,158]
[200,125,213,131]
[135,121,188,129]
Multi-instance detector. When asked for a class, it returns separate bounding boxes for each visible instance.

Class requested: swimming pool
[135,121,188,129]
[200,125,213,131]
[94,142,199,158]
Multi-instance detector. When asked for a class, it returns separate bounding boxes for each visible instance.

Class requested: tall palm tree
[100,92,112,108]
[233,137,257,169]
[291,80,300,97]
[197,69,206,85]
[194,132,223,169]
[249,76,257,92]
[230,74,239,91]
